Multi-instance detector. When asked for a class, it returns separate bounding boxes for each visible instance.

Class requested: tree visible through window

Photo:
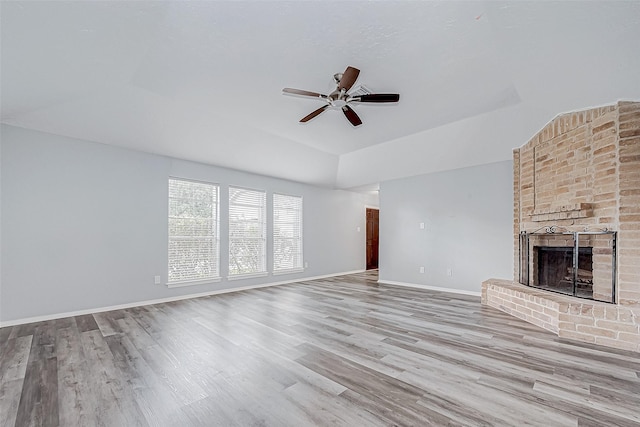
[273,193,303,273]
[229,186,266,276]
[168,178,219,283]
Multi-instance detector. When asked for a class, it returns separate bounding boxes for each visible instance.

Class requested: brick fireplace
[482,101,640,352]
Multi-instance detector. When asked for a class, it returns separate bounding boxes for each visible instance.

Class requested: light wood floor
[1,271,639,426]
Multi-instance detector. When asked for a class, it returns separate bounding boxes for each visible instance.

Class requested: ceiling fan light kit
[283,66,400,127]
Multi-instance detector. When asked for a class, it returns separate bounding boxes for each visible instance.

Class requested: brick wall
[485,101,640,352]
[618,102,640,304]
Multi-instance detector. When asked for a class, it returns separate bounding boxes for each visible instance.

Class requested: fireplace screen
[519,229,616,303]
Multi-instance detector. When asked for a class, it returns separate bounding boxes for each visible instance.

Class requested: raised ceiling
[2,1,639,189]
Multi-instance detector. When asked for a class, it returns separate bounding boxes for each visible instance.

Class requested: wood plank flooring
[1,271,639,426]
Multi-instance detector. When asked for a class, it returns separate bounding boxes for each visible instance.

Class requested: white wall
[0,125,367,323]
[378,161,513,294]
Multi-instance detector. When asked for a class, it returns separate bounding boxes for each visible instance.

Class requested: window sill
[273,268,305,276]
[227,272,269,281]
[167,277,222,288]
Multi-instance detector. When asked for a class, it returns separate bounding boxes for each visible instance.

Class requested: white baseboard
[0,269,366,327]
[377,279,481,297]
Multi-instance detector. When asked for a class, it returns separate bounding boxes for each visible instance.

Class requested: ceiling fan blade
[283,88,327,99]
[342,105,362,126]
[338,66,360,91]
[300,105,329,122]
[353,93,400,103]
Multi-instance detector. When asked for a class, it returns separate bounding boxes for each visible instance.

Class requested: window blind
[273,193,303,272]
[168,178,220,283]
[229,186,266,276]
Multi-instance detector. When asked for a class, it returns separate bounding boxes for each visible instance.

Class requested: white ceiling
[2,1,639,189]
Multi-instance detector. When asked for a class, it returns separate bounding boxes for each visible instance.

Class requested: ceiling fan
[283,66,400,127]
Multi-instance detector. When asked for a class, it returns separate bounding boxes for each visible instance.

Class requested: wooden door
[366,208,379,270]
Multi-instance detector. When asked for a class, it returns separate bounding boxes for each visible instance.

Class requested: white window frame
[273,193,304,275]
[228,186,267,280]
[167,177,221,287]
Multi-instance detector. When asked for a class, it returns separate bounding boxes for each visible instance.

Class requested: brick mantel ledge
[482,279,640,353]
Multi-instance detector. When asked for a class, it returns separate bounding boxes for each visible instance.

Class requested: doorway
[366,208,379,270]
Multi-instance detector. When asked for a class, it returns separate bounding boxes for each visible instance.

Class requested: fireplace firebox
[519,228,616,303]
[535,246,593,298]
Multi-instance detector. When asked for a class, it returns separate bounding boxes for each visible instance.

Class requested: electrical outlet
[154,275,161,285]
[419,222,425,229]
[304,261,309,268]
[419,266,425,274]
[447,269,452,277]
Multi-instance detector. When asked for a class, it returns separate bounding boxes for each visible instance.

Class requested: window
[229,186,267,278]
[273,193,303,274]
[168,178,220,284]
